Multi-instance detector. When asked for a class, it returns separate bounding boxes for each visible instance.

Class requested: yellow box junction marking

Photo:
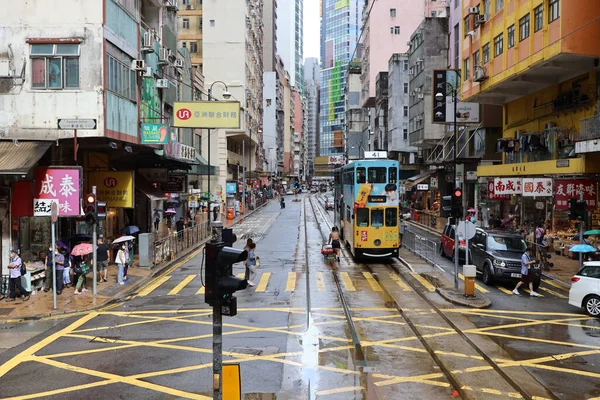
[138,275,171,297]
[362,272,382,291]
[255,272,271,292]
[495,285,514,295]
[197,285,205,295]
[222,363,241,400]
[389,272,412,292]
[339,272,356,291]
[538,286,568,299]
[236,273,245,279]
[542,279,569,292]
[168,275,196,295]
[285,272,296,291]
[522,288,544,297]
[410,272,435,292]
[315,272,326,291]
[458,273,489,293]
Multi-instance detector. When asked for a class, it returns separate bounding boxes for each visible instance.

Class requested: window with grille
[31,43,80,89]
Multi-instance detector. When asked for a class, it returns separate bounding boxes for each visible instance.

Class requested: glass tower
[319,0,363,156]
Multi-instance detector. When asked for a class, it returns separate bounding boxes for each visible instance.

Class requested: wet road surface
[0,195,598,399]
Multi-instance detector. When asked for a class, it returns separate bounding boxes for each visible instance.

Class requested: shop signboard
[89,171,134,208]
[493,178,522,195]
[487,181,510,201]
[164,141,197,164]
[173,101,241,129]
[188,195,199,208]
[33,199,57,216]
[141,123,169,144]
[328,155,346,165]
[160,175,186,193]
[226,182,237,194]
[554,179,597,210]
[522,178,553,197]
[35,168,81,216]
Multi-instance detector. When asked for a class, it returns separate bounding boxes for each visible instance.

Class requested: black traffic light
[97,201,107,220]
[576,200,587,221]
[451,187,463,217]
[222,228,237,247]
[84,193,97,225]
[204,242,248,316]
[568,198,577,220]
[440,195,452,218]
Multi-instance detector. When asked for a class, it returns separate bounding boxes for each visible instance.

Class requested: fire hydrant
[463,265,477,297]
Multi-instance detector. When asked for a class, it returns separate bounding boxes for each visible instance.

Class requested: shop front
[88,171,135,241]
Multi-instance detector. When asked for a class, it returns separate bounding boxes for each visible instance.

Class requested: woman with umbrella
[71,243,93,295]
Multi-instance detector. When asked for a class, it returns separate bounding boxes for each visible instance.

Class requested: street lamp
[351,143,366,159]
[207,81,229,221]
[435,82,460,290]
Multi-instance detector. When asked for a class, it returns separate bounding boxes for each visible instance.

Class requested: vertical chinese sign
[35,168,81,216]
[554,180,598,210]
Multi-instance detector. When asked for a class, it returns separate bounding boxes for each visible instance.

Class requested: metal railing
[152,220,211,266]
[402,229,439,265]
[410,210,447,232]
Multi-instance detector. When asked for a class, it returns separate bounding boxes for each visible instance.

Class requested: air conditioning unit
[475,14,487,24]
[156,79,170,88]
[410,91,416,96]
[186,4,194,10]
[468,7,479,14]
[415,87,421,93]
[165,0,178,11]
[417,58,424,64]
[173,59,184,68]
[142,32,154,53]
[0,60,13,77]
[408,70,414,76]
[473,66,488,82]
[131,59,146,71]
[143,67,153,77]
[418,94,424,99]
[158,48,169,64]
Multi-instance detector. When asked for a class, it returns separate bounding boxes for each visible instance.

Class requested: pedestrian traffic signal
[576,200,587,221]
[84,193,97,225]
[97,201,107,220]
[451,187,463,217]
[440,195,452,218]
[204,242,248,316]
[568,198,578,220]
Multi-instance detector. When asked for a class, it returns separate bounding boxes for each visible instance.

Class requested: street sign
[51,201,59,223]
[456,221,476,240]
[364,151,388,159]
[57,119,97,130]
[416,184,429,191]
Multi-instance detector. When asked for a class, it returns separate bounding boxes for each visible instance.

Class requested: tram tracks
[305,194,552,400]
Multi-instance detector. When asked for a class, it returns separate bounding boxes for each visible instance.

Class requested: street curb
[436,287,492,309]
[541,272,572,289]
[0,200,276,323]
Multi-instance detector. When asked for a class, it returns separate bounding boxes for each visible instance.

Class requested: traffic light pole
[92,186,97,298]
[579,189,584,270]
[209,235,223,400]
[453,88,459,291]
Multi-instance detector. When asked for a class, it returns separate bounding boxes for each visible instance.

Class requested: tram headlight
[374,239,381,247]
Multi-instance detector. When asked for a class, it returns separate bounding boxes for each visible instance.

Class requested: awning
[404,171,434,188]
[135,173,168,201]
[0,141,51,174]
[190,154,216,175]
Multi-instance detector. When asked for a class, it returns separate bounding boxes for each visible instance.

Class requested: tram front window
[356,208,369,227]
[357,167,366,183]
[385,208,397,227]
[368,167,387,183]
[372,209,384,228]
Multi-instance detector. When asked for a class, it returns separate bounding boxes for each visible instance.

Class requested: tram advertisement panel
[354,183,398,208]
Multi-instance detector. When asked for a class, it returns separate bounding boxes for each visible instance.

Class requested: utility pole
[92,186,98,298]
[453,87,460,291]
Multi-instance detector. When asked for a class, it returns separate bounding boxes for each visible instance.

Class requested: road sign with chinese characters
[173,102,241,129]
[35,168,81,216]
[57,119,97,130]
[555,180,598,210]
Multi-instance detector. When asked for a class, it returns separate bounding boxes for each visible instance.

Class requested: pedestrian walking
[127,240,135,269]
[535,222,545,255]
[245,242,258,287]
[43,244,55,292]
[280,196,285,209]
[97,237,109,283]
[513,247,541,297]
[115,244,127,285]
[328,227,341,262]
[122,242,132,281]
[213,204,219,221]
[176,217,185,241]
[74,255,90,295]
[7,249,30,302]
[399,218,406,246]
[54,246,65,295]
[153,210,160,231]
[62,248,71,287]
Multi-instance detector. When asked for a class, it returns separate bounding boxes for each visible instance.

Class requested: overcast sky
[303,0,320,61]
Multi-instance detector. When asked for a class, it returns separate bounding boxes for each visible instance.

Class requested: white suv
[569,262,600,317]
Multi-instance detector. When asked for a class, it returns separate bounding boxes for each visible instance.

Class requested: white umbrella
[112,235,135,244]
[165,209,177,214]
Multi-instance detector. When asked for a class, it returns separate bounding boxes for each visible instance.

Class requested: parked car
[324,196,334,211]
[470,228,541,289]
[569,262,600,317]
[440,222,467,262]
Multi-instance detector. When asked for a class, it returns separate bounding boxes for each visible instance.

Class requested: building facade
[387,53,416,161]
[276,0,303,92]
[177,0,203,67]
[304,57,320,178]
[319,0,363,157]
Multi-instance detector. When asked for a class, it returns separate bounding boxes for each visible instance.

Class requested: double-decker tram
[333,158,400,259]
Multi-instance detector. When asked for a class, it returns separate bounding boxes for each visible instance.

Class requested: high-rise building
[177,0,203,67]
[276,0,303,92]
[320,0,363,157]
[304,58,320,178]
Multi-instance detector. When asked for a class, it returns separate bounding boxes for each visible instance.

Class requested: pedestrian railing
[402,228,439,265]
[409,210,447,232]
[152,220,211,266]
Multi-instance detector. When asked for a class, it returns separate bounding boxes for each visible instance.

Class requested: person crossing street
[513,247,541,297]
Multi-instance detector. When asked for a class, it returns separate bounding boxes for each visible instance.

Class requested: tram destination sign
[368,195,387,203]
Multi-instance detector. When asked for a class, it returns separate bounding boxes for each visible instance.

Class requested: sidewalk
[406,219,577,286]
[0,198,275,321]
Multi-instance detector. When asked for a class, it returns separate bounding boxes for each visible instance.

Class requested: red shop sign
[554,180,597,210]
[487,180,510,201]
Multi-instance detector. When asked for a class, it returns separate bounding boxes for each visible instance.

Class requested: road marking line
[236,272,245,279]
[196,285,205,295]
[542,278,570,292]
[362,272,382,291]
[137,275,171,297]
[389,273,412,291]
[339,272,356,291]
[538,286,568,299]
[315,386,366,396]
[168,275,197,295]
[458,273,489,293]
[315,272,326,291]
[410,272,436,292]
[255,272,271,292]
[522,288,544,297]
[285,272,296,291]
[495,285,514,295]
